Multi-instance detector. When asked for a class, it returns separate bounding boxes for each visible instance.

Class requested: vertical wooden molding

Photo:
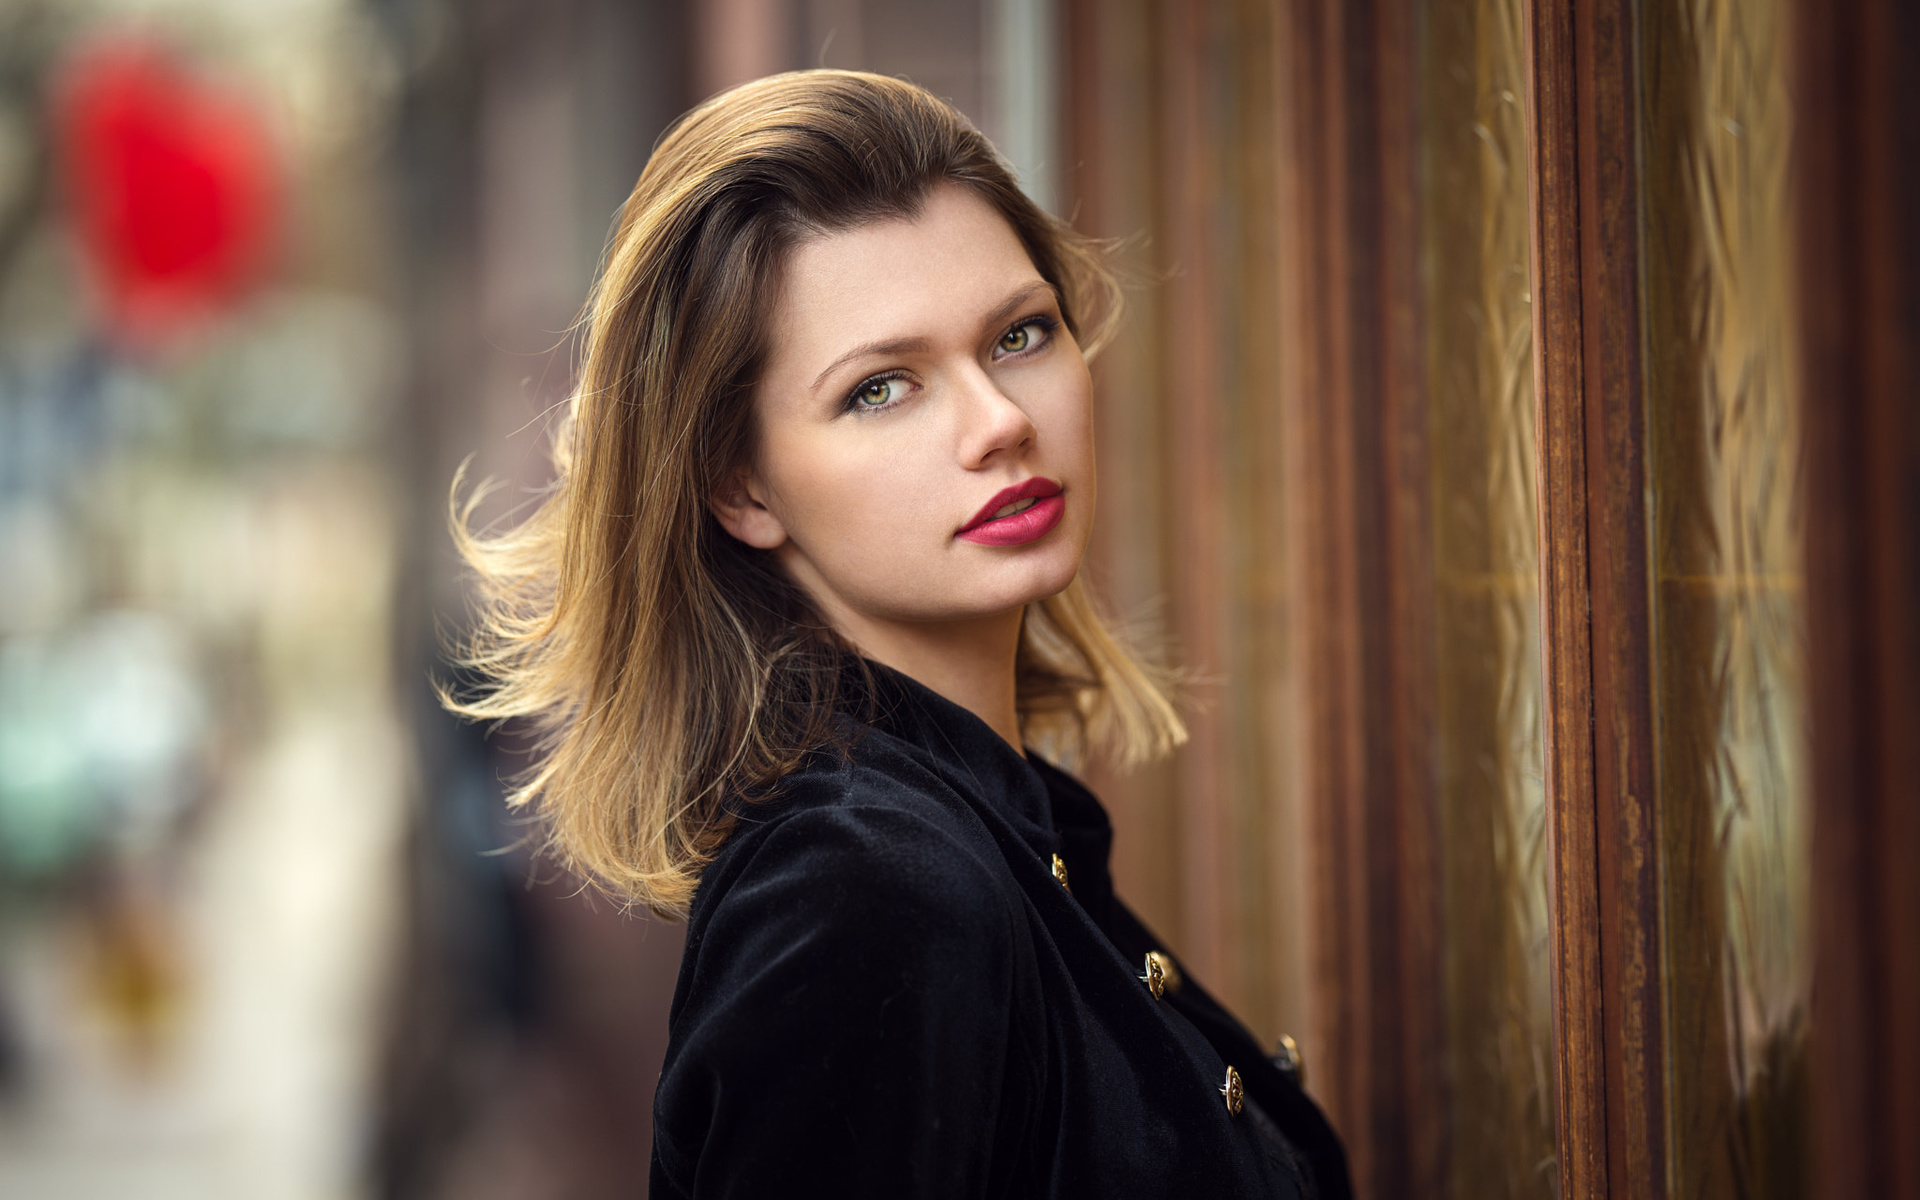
[1524,2,1610,1193]
[1570,1,1667,1196]
[1524,0,1665,1196]
[1797,0,1920,1196]
[1156,0,1235,994]
[1276,0,1445,1193]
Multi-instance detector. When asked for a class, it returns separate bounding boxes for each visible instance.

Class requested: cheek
[763,428,948,558]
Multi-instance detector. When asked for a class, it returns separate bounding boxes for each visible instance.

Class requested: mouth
[957,477,1066,546]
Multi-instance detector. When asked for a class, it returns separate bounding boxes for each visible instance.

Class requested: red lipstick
[956,477,1065,546]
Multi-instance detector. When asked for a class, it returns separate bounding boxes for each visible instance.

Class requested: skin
[710,183,1097,753]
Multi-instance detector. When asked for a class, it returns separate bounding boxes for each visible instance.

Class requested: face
[713,183,1095,648]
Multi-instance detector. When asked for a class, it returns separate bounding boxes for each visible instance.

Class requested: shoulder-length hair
[448,69,1184,917]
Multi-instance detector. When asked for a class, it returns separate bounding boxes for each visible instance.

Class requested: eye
[845,372,912,413]
[995,316,1057,358]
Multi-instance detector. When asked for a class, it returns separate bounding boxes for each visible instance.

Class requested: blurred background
[0,0,1913,1198]
[0,1,1065,1196]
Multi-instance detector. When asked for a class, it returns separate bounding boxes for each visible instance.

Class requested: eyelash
[998,315,1059,357]
[841,315,1061,415]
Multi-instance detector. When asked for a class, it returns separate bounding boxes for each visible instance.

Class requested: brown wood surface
[1157,0,1234,1003]
[1233,0,1304,1044]
[1522,0,1609,1190]
[1273,1,1447,1194]
[1569,1,1667,1197]
[1370,3,1448,1194]
[1065,10,1428,1155]
[1271,0,1373,1180]
[1063,0,1312,1051]
[1062,0,1187,948]
[1797,1,1920,1197]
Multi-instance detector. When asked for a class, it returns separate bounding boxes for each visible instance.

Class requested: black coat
[650,663,1352,1199]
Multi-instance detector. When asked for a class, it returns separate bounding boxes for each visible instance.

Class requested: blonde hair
[447,70,1184,917]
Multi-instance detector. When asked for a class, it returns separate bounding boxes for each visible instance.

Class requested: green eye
[847,374,907,411]
[996,316,1058,357]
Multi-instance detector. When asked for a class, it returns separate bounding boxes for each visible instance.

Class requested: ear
[708,465,788,550]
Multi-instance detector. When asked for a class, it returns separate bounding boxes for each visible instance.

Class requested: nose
[952,363,1036,468]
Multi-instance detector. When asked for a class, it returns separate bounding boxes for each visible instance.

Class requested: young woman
[451,70,1350,1199]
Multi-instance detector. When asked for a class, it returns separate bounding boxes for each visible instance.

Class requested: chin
[1031,557,1083,604]
[989,542,1085,613]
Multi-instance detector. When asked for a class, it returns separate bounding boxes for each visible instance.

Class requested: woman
[451,70,1350,1198]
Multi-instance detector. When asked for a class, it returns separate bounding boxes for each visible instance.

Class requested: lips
[956,477,1065,547]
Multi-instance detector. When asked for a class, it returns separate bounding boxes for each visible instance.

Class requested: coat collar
[842,658,1127,946]
[839,657,1060,857]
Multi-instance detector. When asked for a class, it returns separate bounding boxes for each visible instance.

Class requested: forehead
[765,185,1045,356]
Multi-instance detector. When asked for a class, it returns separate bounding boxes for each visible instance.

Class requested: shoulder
[654,745,1045,1197]
[663,746,1034,1073]
[689,744,1018,948]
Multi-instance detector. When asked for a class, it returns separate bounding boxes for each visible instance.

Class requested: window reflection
[1421,0,1556,1195]
[1643,0,1811,1195]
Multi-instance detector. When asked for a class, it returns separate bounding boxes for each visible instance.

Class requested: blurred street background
[0,1,1032,1196]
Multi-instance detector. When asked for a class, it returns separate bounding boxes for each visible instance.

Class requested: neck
[826,605,1027,755]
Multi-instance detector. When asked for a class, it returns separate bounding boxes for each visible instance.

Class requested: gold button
[1051,853,1071,893]
[1220,1065,1244,1115]
[1146,950,1181,995]
[1139,951,1181,999]
[1274,1033,1306,1087]
[1139,953,1166,998]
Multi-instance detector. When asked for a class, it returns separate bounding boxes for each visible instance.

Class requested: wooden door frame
[1523,0,1668,1196]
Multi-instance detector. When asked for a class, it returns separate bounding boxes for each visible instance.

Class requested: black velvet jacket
[651,664,1351,1199]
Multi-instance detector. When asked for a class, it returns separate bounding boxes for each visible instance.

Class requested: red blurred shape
[54,38,280,343]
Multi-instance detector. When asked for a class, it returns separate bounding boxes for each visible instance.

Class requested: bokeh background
[0,2,1061,1196]
[1,0,1915,1198]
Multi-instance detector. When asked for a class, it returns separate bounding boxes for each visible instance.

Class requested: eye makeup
[838,313,1060,416]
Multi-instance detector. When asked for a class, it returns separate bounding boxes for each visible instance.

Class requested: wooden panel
[1523,0,1665,1195]
[1272,1,1445,1194]
[1062,0,1184,940]
[1796,1,1920,1197]
[1271,2,1378,1177]
[1370,1,1449,1191]
[1220,0,1300,1038]
[1157,0,1235,997]
[1066,4,1448,1194]
[1063,0,1310,1041]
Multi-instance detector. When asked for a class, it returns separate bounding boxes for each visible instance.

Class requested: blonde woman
[451,70,1349,1199]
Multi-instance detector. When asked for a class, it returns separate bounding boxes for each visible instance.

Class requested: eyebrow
[808,280,1062,393]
